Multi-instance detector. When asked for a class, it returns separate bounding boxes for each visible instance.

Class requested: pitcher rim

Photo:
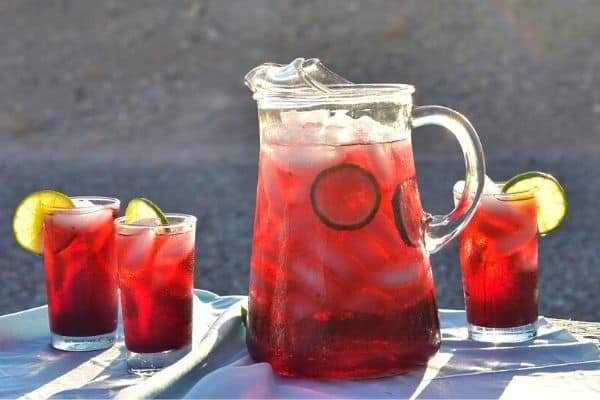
[250,83,415,107]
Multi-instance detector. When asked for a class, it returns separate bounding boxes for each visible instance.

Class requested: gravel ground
[1,1,599,321]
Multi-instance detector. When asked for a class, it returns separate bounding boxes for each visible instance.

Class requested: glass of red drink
[245,58,487,378]
[115,214,196,374]
[454,181,538,342]
[42,196,120,351]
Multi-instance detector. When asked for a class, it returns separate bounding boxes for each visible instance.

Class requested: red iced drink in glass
[247,139,440,379]
[42,197,120,351]
[115,214,196,373]
[455,182,538,341]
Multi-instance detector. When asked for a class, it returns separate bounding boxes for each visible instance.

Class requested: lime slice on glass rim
[124,197,169,225]
[12,190,74,255]
[502,171,567,235]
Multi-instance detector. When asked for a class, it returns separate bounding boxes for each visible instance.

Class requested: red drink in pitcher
[115,213,196,373]
[245,59,487,378]
[247,138,440,379]
[43,197,120,351]
[455,182,538,341]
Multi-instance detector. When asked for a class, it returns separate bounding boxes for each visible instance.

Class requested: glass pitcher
[244,58,485,379]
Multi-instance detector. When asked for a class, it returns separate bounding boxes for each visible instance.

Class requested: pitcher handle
[412,105,486,254]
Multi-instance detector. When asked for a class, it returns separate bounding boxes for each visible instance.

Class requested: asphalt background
[1,1,598,321]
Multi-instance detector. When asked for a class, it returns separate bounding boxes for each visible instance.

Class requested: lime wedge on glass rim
[12,190,74,255]
[502,171,567,235]
[124,197,169,225]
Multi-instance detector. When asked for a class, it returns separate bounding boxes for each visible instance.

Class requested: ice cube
[342,286,394,313]
[280,109,329,128]
[73,198,95,208]
[288,260,327,297]
[483,175,501,194]
[265,142,343,171]
[353,115,374,129]
[454,175,500,200]
[155,231,195,270]
[52,208,113,233]
[494,220,537,255]
[372,262,422,288]
[507,244,538,273]
[116,228,156,273]
[298,109,329,126]
[286,293,320,321]
[321,124,346,144]
[280,110,302,128]
[279,110,330,144]
[313,242,368,282]
[453,180,466,199]
[322,111,355,144]
[354,115,397,143]
[365,142,395,185]
[328,110,354,126]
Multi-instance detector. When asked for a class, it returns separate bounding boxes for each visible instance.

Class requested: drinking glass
[115,214,196,374]
[454,182,538,342]
[43,196,120,351]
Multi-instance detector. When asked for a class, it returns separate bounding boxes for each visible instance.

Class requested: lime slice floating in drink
[391,177,422,247]
[310,163,381,230]
[12,190,74,255]
[125,197,169,225]
[502,171,567,235]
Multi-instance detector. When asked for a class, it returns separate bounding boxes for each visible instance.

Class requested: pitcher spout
[244,57,353,100]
